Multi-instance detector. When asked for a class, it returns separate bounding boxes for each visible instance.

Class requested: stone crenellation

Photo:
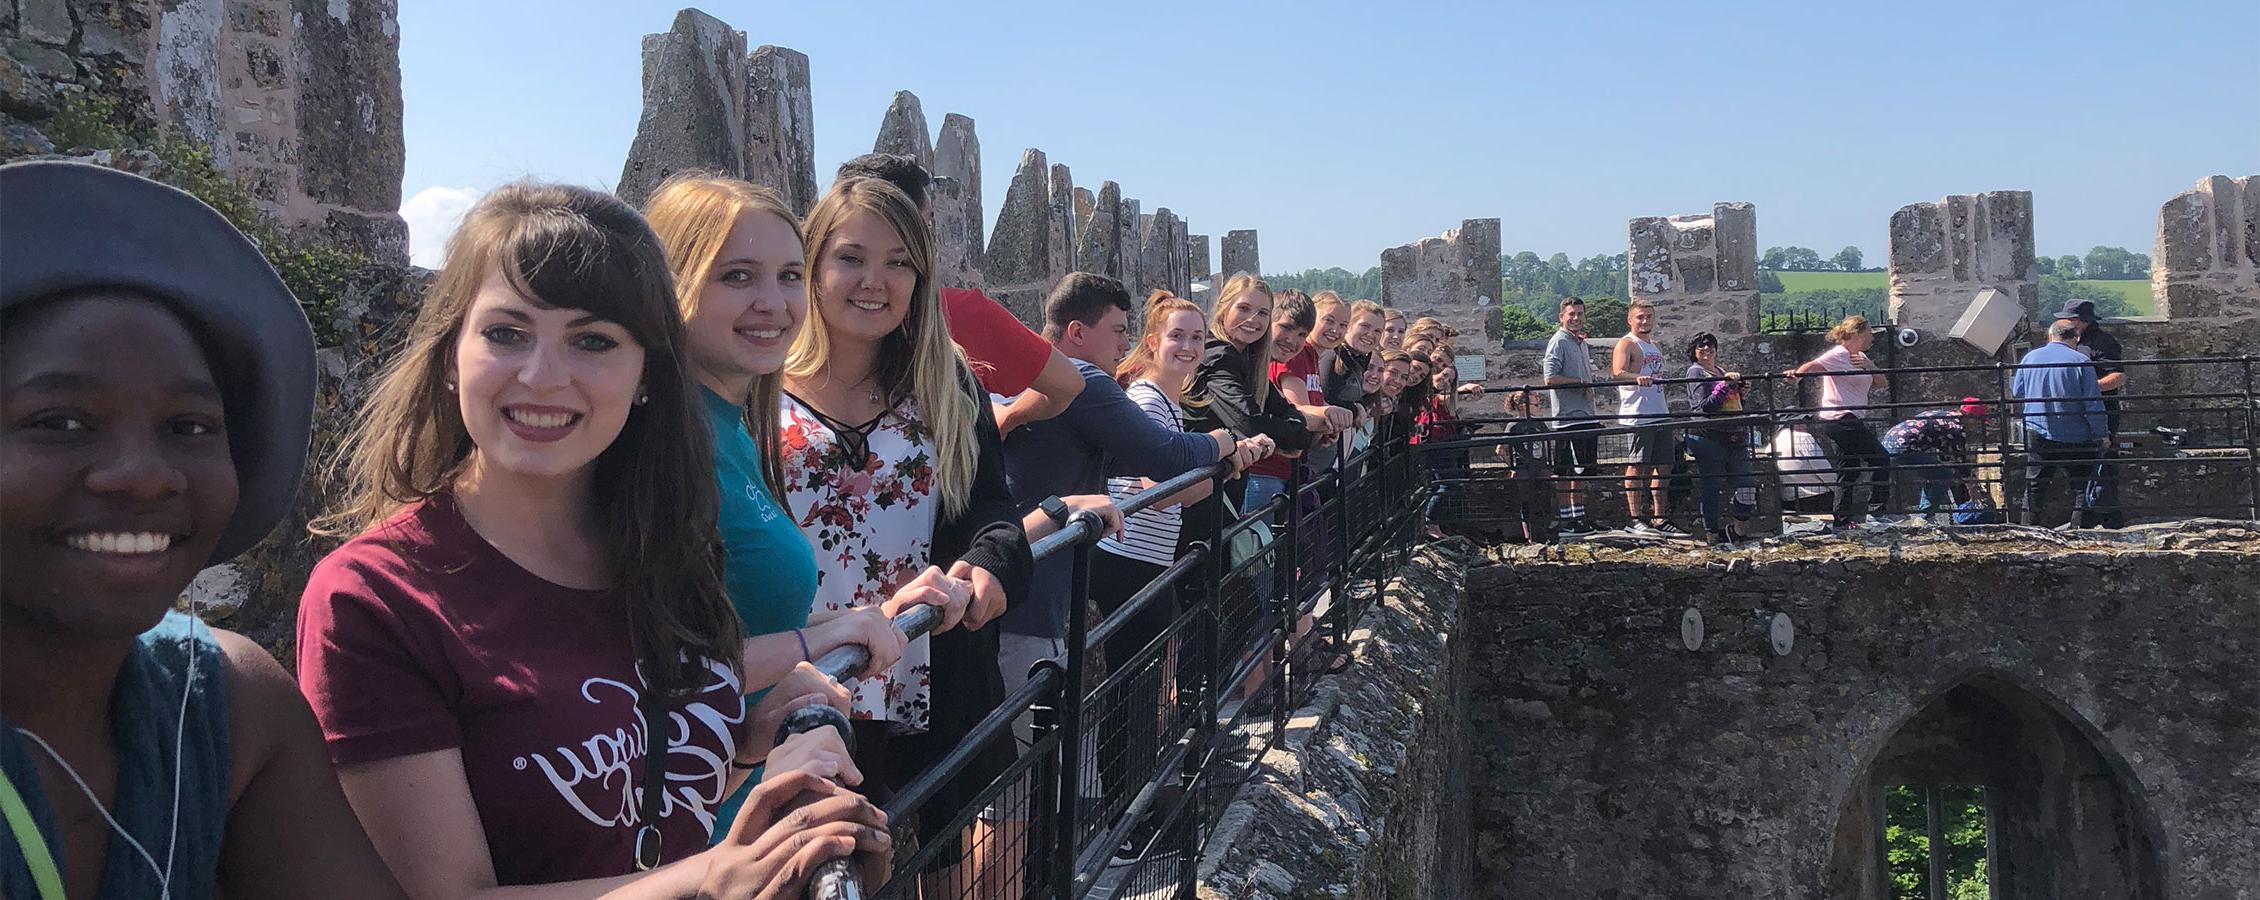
[933,112,981,259]
[1887,190,2037,340]
[1222,228,1260,282]
[870,89,932,172]
[1077,180,1122,278]
[1627,202,1760,351]
[1,0,408,263]
[615,10,818,213]
[981,147,1054,323]
[2153,174,2260,322]
[1380,218,1502,378]
[744,44,815,213]
[1190,233,1213,282]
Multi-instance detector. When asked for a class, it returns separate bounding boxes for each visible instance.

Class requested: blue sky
[397,0,2258,271]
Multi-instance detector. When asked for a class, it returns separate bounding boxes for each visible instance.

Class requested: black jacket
[889,367,1031,838]
[1183,338,1315,452]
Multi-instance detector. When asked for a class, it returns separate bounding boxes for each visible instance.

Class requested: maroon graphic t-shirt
[296,495,744,884]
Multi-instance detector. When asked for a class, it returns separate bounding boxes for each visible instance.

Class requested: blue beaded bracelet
[792,627,812,662]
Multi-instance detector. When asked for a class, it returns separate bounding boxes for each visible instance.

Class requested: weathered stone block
[1077,180,1119,276]
[1714,202,1758,292]
[1046,163,1074,283]
[1222,229,1259,279]
[616,8,747,207]
[870,89,931,172]
[929,174,982,290]
[933,112,979,257]
[1628,216,1673,296]
[981,147,1050,287]
[291,0,406,234]
[745,44,815,214]
[0,54,57,119]
[1675,252,1716,294]
[19,0,71,46]
[1189,233,1211,281]
[1890,204,1946,274]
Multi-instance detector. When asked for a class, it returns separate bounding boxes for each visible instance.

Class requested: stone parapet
[2153,174,2260,322]
[1887,190,2036,342]
[1222,228,1260,280]
[1380,218,1502,379]
[744,44,815,213]
[1627,202,1759,350]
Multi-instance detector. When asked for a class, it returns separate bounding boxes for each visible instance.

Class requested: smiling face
[685,210,806,398]
[2,293,237,639]
[1217,291,1272,349]
[1694,342,1718,368]
[1408,358,1432,387]
[1383,315,1408,348]
[1156,309,1206,383]
[1344,311,1384,354]
[453,268,647,481]
[813,209,918,347]
[1381,359,1410,397]
[1430,363,1456,393]
[1313,305,1348,349]
[1628,304,1655,337]
[1270,317,1310,360]
[1360,360,1386,396]
[1559,302,1586,334]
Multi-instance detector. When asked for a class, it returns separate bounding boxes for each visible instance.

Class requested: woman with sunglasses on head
[297,182,884,899]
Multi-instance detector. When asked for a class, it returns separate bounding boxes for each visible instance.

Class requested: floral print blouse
[779,392,940,732]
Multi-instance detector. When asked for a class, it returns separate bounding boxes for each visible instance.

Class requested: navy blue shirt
[1000,359,1220,637]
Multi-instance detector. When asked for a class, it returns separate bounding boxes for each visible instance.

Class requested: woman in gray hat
[0,161,407,899]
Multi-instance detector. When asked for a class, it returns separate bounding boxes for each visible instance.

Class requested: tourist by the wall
[1613,299,1681,536]
[779,176,1032,879]
[2056,299,2126,527]
[1881,397,1992,521]
[645,173,985,836]
[1542,296,1603,538]
[1681,332,1754,545]
[1325,299,1386,409]
[1785,315,1891,529]
[1246,289,1353,520]
[2011,320,2108,528]
[1382,307,1409,349]
[1,161,409,900]
[1494,389,1556,543]
[1094,294,1271,862]
[297,182,882,896]
[833,154,1085,438]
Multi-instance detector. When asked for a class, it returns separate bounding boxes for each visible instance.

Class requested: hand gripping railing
[781,457,1238,898]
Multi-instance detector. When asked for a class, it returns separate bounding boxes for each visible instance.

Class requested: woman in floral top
[780,175,1031,871]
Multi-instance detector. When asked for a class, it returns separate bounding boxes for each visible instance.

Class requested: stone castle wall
[1380,218,1502,379]
[2153,174,2259,322]
[3,0,407,262]
[1887,190,2036,340]
[1628,202,1759,351]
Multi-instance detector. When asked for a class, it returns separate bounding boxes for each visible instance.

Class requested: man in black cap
[2056,299,2126,526]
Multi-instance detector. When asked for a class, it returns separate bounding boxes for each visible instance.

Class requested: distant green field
[1764,271,2154,315]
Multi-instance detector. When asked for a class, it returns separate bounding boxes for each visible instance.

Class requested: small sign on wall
[1454,353,1486,382]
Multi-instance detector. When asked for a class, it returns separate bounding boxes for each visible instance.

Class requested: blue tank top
[2,612,230,899]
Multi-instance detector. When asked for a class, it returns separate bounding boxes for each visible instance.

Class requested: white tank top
[1617,335,1667,425]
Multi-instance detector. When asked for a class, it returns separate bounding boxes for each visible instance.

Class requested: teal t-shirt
[703,386,821,842]
[704,386,819,639]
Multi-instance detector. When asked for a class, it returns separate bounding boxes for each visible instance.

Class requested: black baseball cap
[2052,298,2099,322]
[1,161,317,565]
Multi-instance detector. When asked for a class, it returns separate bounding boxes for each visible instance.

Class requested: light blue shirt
[2011,342,2107,444]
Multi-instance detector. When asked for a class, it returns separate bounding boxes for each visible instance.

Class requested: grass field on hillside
[1765,271,2153,315]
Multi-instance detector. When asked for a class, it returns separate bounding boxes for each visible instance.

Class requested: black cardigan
[888,367,1030,834]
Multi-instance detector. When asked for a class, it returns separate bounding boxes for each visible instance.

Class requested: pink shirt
[1812,344,1873,419]
[296,496,744,884]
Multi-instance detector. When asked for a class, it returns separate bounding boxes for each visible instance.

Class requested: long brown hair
[1207,271,1276,407]
[786,176,979,518]
[642,171,800,502]
[1118,292,1207,393]
[315,182,740,696]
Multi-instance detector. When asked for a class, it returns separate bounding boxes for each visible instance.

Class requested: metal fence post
[1027,667,1063,900]
[1178,470,1231,900]
[1275,461,1303,733]
[1996,362,2017,523]
[1055,536,1094,896]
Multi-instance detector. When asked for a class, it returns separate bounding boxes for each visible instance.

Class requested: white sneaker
[1628,522,1664,537]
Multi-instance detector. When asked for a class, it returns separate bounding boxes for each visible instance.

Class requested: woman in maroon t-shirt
[296,184,888,896]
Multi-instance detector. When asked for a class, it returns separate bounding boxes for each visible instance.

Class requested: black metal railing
[783,425,1430,898]
[1424,355,2260,537]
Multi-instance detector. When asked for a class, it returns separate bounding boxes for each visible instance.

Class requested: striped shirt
[1100,380,1187,567]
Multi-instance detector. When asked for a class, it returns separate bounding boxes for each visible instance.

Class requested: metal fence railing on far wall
[1422,355,2260,538]
[780,425,1431,899]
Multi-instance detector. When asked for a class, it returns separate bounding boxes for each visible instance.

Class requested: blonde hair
[1348,299,1384,322]
[1383,307,1408,325]
[642,172,799,502]
[1209,271,1276,407]
[1118,293,1207,394]
[787,177,979,519]
[1827,314,1870,345]
[1312,290,1344,316]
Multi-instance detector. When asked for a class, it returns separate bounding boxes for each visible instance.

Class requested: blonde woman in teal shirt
[645,174,975,831]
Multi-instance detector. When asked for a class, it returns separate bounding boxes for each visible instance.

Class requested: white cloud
[400,185,480,269]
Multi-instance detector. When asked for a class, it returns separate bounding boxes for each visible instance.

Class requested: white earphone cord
[12,612,199,900]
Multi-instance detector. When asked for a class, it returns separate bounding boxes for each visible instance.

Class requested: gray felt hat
[0,160,317,566]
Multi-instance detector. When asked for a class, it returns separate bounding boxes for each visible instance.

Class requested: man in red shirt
[835,154,1083,435]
